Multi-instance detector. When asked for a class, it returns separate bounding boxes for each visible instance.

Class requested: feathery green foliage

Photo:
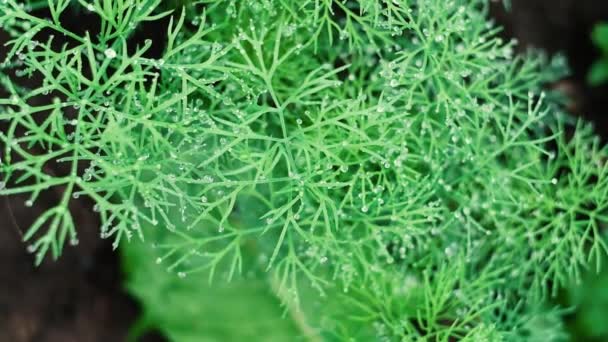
[2,0,608,340]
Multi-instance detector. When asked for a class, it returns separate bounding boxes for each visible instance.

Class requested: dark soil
[1,1,608,341]
[1,193,138,342]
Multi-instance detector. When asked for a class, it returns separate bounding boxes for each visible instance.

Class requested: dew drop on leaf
[104,48,117,59]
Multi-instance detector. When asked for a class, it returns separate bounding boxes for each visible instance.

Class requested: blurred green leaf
[564,237,608,341]
[587,60,608,86]
[121,234,306,342]
[589,23,608,85]
[592,23,608,54]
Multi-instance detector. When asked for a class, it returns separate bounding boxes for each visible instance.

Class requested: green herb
[1,0,607,340]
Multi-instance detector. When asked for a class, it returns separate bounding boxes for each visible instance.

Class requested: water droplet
[178,272,186,278]
[104,48,117,59]
[444,244,457,257]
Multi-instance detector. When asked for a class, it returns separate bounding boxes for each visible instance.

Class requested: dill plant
[1,0,608,340]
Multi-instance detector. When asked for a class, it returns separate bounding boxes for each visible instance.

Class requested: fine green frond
[1,0,607,340]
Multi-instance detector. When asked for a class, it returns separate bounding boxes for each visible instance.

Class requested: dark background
[2,1,608,341]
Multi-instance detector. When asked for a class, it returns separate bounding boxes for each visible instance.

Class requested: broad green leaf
[121,232,307,342]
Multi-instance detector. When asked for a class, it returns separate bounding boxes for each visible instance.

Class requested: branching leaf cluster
[1,0,607,340]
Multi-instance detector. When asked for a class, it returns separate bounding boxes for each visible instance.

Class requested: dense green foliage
[589,22,608,85]
[2,0,608,340]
